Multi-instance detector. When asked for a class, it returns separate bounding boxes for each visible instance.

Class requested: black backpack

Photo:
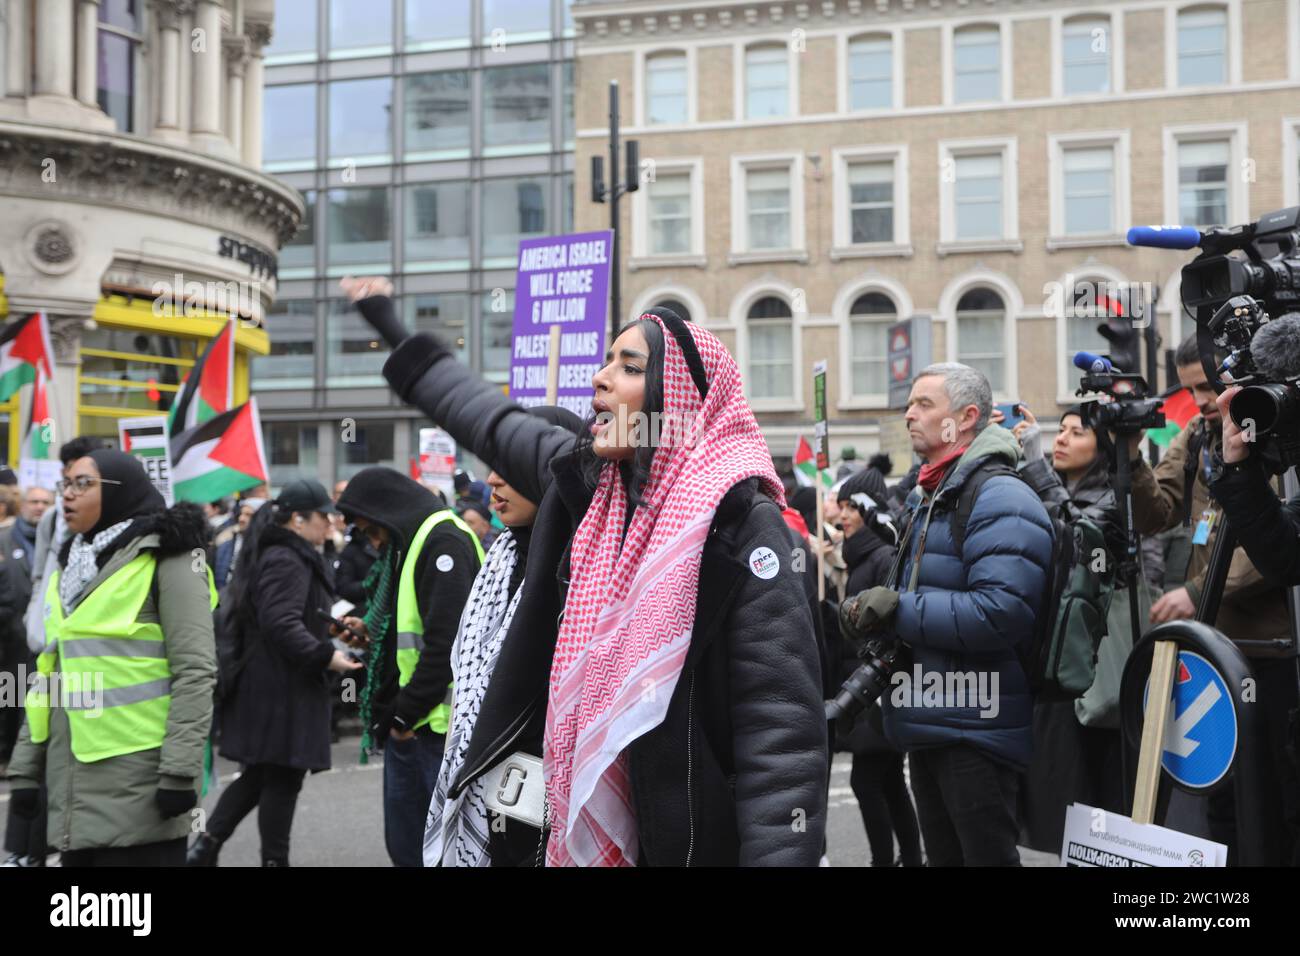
[942,460,1112,701]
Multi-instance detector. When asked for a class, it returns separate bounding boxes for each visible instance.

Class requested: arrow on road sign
[1164,681,1222,758]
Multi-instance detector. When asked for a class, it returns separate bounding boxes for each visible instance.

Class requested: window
[404,183,470,266]
[407,295,470,365]
[745,45,789,119]
[253,300,315,390]
[330,0,392,54]
[404,72,471,157]
[329,78,392,163]
[482,177,549,265]
[480,290,514,383]
[952,25,1001,104]
[281,191,316,270]
[1178,140,1230,227]
[263,84,317,167]
[1062,16,1111,95]
[747,297,794,401]
[97,0,141,132]
[327,298,388,386]
[847,162,894,244]
[482,0,551,40]
[848,35,892,110]
[266,0,318,58]
[746,167,792,250]
[954,154,1004,240]
[406,0,471,48]
[265,423,319,489]
[648,173,692,255]
[326,187,391,268]
[1062,147,1115,235]
[849,293,895,398]
[645,52,688,125]
[955,289,1006,392]
[1178,6,1228,87]
[483,64,551,151]
[336,421,396,481]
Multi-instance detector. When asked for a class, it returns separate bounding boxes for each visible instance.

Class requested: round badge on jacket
[748,546,780,580]
[436,554,454,572]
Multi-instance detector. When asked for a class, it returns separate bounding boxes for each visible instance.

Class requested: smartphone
[994,402,1025,429]
[316,608,365,644]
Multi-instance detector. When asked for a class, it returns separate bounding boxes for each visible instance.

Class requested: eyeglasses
[56,476,122,497]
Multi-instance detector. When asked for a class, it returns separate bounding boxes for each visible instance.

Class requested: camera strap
[1182,421,1208,527]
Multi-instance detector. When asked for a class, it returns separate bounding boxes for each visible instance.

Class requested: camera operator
[1126,333,1298,864]
[840,363,1053,866]
[1210,384,1300,584]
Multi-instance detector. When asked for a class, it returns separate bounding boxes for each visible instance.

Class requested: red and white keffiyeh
[543,313,784,866]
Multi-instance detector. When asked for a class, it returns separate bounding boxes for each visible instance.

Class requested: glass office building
[257,0,575,485]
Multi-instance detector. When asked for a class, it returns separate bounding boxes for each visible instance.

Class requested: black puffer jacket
[335,468,482,738]
[219,524,337,772]
[363,295,827,867]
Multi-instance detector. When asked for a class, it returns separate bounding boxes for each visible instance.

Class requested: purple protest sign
[510,230,612,418]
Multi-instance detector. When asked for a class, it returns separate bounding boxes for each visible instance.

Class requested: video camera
[1072,352,1166,435]
[1130,206,1300,471]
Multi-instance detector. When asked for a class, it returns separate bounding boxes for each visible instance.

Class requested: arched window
[1062,15,1111,95]
[955,288,1006,392]
[849,292,895,397]
[747,296,794,399]
[1177,5,1228,88]
[645,51,688,125]
[847,34,892,110]
[655,299,692,323]
[745,44,789,119]
[952,24,1001,104]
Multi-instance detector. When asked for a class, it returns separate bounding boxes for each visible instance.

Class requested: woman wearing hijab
[344,276,827,867]
[1009,405,1157,851]
[831,469,923,867]
[425,406,583,867]
[6,449,217,866]
[188,479,361,867]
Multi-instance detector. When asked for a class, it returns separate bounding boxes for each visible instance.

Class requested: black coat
[369,295,828,866]
[219,525,337,772]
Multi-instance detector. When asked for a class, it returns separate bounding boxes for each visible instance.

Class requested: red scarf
[543,314,784,866]
[917,443,970,492]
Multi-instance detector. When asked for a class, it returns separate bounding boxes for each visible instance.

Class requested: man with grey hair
[841,362,1053,866]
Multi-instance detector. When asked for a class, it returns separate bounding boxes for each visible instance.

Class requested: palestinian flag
[120,421,169,458]
[1149,387,1200,447]
[0,312,54,403]
[793,436,834,489]
[23,368,52,459]
[171,399,269,503]
[168,318,235,435]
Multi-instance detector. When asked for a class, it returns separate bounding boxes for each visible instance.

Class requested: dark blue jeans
[383,728,445,867]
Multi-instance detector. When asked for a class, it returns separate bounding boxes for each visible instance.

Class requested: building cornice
[573,0,1082,41]
[0,121,304,247]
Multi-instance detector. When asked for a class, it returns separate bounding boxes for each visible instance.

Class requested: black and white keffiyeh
[59,519,135,613]
[424,529,522,867]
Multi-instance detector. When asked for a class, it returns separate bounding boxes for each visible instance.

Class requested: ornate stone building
[0,0,302,462]
[572,0,1300,464]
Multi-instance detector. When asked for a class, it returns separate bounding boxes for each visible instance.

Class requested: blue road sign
[1143,650,1238,790]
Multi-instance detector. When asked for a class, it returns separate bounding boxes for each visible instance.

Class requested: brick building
[571,0,1300,463]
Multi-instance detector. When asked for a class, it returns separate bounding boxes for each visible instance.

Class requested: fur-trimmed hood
[58,500,213,570]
